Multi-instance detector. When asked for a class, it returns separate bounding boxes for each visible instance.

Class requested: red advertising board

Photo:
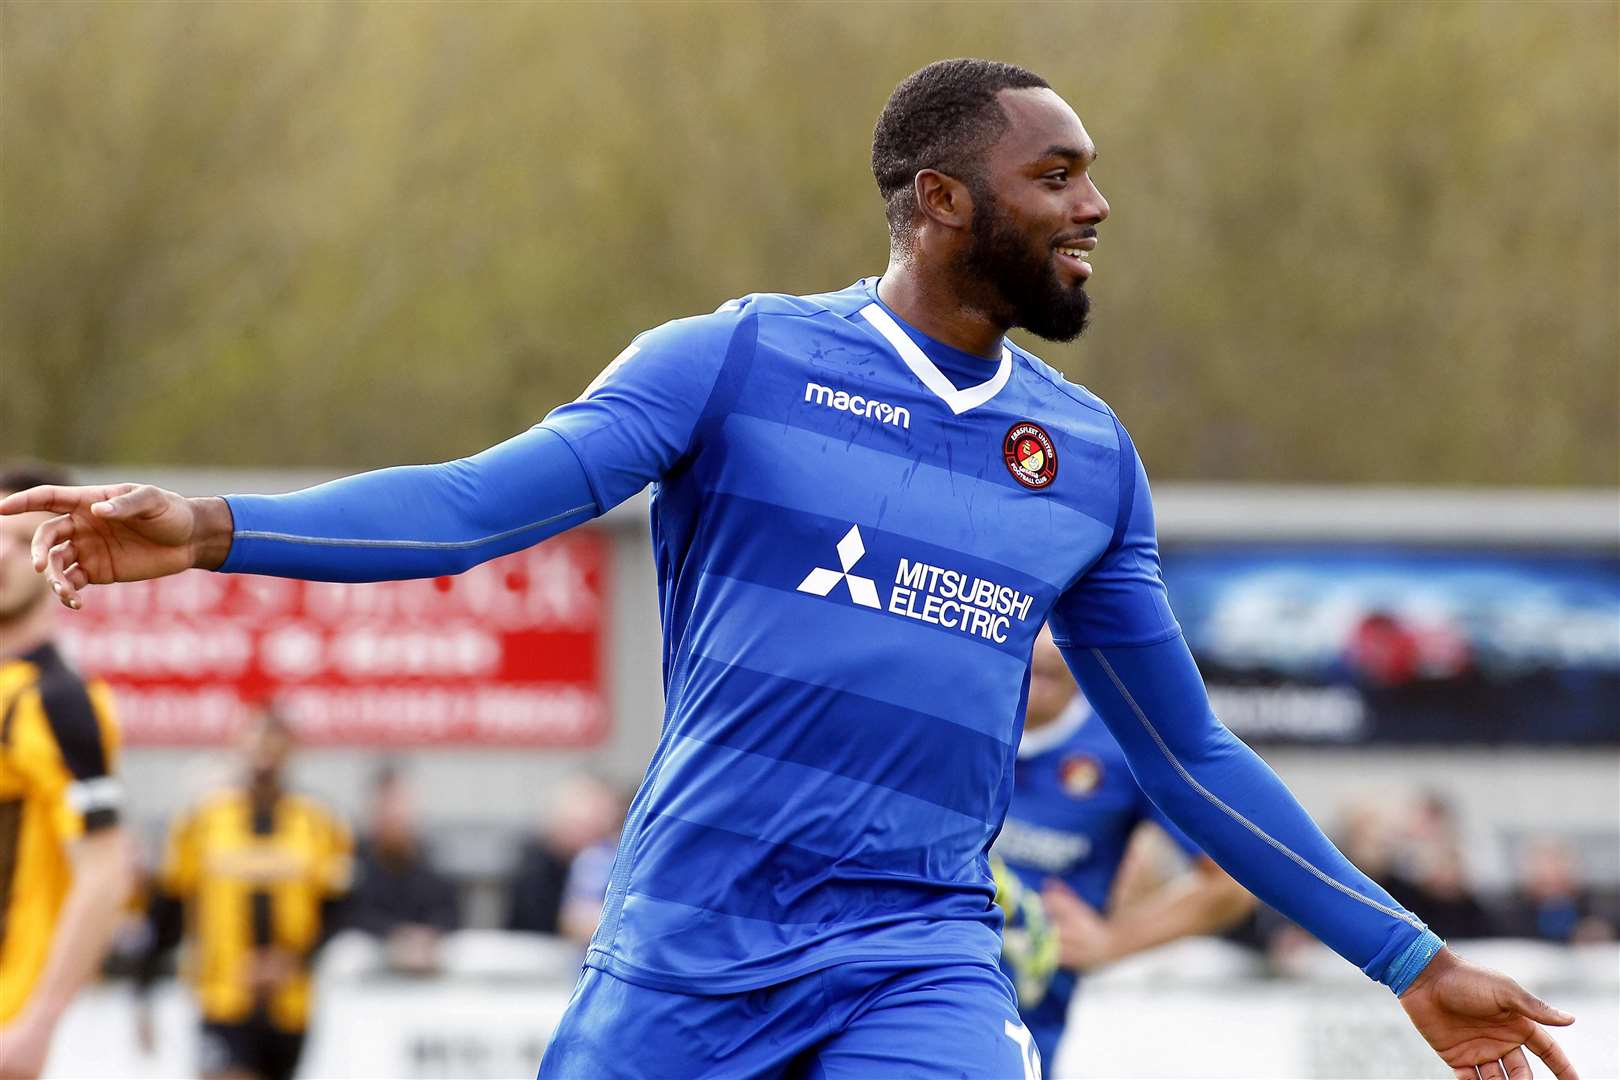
[56,530,611,747]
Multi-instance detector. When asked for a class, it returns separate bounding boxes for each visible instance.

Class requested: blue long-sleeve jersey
[221,279,1441,995]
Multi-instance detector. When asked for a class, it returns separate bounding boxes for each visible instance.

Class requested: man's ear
[914,169,974,232]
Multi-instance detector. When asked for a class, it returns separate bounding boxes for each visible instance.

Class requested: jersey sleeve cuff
[218,492,311,575]
[1382,928,1445,995]
[217,494,255,574]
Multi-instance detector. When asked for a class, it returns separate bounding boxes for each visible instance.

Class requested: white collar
[1017,696,1090,760]
[859,303,1012,416]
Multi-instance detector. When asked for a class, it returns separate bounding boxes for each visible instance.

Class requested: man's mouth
[1055,239,1094,279]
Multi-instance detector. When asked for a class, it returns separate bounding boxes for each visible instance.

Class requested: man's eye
[1044,171,1069,184]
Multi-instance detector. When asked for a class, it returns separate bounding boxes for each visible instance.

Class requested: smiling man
[2,60,1580,1080]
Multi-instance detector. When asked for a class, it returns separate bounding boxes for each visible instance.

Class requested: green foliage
[3,1,1615,483]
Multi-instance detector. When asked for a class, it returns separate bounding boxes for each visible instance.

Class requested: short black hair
[871,59,1050,246]
[0,460,74,495]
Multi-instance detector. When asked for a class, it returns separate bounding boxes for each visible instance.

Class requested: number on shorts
[1003,1018,1042,1080]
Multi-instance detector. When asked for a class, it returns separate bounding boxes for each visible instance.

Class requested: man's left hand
[1399,947,1579,1080]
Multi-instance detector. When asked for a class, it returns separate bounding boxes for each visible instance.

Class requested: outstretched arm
[1049,416,1578,1080]
[1065,636,1577,1079]
[1060,635,1441,986]
[3,425,598,608]
[2,299,751,607]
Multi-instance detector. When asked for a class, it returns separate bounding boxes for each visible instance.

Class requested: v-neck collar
[858,302,1013,416]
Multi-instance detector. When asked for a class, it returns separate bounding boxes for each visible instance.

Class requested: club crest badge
[1003,421,1058,490]
[1059,754,1103,797]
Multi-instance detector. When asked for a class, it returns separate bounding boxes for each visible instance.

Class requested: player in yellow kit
[0,462,135,1080]
[135,710,351,1080]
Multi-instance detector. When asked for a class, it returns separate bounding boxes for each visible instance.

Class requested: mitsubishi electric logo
[795,525,881,609]
[795,523,1037,643]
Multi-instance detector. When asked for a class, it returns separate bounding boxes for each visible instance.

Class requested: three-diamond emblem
[796,525,881,609]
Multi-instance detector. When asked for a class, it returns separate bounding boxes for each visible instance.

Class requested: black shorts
[199,1014,305,1080]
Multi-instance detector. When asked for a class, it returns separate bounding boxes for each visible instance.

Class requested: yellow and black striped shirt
[0,642,122,1023]
[152,788,351,1032]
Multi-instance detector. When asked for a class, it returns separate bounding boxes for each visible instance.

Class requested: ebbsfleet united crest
[1058,753,1103,797]
[1003,422,1058,490]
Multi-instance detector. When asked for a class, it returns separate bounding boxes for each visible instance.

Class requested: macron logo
[796,525,881,609]
[804,382,911,429]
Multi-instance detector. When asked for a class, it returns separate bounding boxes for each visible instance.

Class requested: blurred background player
[0,462,134,1080]
[505,772,623,939]
[996,626,1255,1071]
[134,708,351,1080]
[345,763,460,975]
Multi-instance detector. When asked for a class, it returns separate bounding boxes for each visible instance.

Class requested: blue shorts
[538,961,1042,1079]
[1015,968,1078,1075]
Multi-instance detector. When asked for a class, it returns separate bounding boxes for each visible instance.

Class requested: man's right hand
[0,484,234,609]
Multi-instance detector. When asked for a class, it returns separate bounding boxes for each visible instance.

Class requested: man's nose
[1074,177,1109,225]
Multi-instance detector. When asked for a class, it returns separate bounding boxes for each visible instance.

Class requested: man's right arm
[1,303,746,605]
[218,425,598,581]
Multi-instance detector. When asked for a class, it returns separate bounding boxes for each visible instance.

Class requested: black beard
[958,184,1091,342]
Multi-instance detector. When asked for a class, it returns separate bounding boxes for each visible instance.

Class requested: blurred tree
[2,0,1614,484]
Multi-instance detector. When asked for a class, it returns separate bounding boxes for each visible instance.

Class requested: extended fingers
[0,482,136,517]
[1525,1023,1578,1080]
[0,484,74,516]
[1513,988,1574,1027]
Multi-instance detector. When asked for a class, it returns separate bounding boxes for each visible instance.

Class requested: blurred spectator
[1401,792,1465,871]
[346,764,460,975]
[1339,799,1401,882]
[558,835,618,949]
[1384,793,1492,940]
[1497,836,1618,944]
[506,772,623,935]
[1398,847,1494,941]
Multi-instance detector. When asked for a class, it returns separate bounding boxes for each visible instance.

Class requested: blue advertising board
[1161,545,1620,744]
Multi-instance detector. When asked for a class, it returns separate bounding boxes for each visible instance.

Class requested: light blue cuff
[1386,929,1445,995]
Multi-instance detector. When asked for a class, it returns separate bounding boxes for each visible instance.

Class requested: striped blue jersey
[544,279,1178,992]
[221,277,1437,996]
[995,696,1201,911]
